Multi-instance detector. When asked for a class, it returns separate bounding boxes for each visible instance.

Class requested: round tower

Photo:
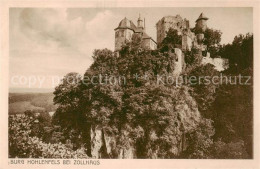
[114,17,135,51]
[195,13,208,33]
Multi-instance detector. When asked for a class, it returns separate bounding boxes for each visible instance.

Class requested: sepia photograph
[7,7,254,160]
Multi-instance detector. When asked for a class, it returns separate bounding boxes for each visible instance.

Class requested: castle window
[120,30,124,37]
[115,31,119,37]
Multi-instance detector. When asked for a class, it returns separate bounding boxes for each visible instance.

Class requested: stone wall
[173,48,183,76]
[182,31,194,51]
[115,29,134,51]
[156,15,188,46]
[142,38,157,50]
[202,55,229,71]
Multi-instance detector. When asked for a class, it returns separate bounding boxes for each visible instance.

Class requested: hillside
[9,93,57,114]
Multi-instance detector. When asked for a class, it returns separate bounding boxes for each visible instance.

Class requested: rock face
[90,126,103,158]
[89,87,201,159]
[171,48,185,76]
[202,55,229,71]
[118,147,136,159]
[90,126,135,158]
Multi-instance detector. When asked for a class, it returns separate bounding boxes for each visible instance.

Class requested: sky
[9,7,253,89]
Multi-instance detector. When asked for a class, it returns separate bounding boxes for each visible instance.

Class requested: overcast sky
[9,7,252,89]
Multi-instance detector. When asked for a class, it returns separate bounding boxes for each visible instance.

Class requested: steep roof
[196,13,208,22]
[142,32,156,43]
[114,17,137,31]
[115,17,156,44]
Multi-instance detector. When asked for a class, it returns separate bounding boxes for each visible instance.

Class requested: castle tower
[137,14,144,30]
[114,17,135,51]
[195,13,208,33]
[156,15,184,47]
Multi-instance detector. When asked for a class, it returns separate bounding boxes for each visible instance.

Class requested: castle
[114,13,229,74]
[114,15,157,51]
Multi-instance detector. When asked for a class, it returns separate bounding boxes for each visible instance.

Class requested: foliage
[160,28,182,50]
[51,31,215,158]
[184,47,201,68]
[9,114,89,158]
[192,27,222,57]
[219,33,253,71]
[29,111,52,140]
[121,85,202,158]
[182,118,215,159]
[203,28,222,47]
[52,72,92,154]
[211,33,253,157]
[186,64,220,118]
[212,140,249,159]
[53,72,84,137]
[212,68,253,157]
[49,31,253,159]
[203,28,222,57]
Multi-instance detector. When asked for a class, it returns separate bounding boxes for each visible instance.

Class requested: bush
[9,114,89,158]
[212,140,249,159]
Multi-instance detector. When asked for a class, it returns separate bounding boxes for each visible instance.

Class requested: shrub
[9,114,89,158]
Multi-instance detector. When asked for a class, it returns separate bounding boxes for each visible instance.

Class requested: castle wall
[182,33,193,51]
[202,56,229,71]
[156,16,185,46]
[142,39,157,50]
[115,14,229,74]
[115,29,134,51]
[173,48,183,76]
[156,20,166,47]
[150,40,157,50]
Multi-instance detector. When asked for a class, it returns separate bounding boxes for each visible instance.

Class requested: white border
[0,0,259,168]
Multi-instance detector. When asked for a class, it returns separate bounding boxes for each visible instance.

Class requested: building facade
[114,16,157,51]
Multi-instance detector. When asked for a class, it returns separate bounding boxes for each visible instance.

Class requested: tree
[75,37,214,158]
[203,28,222,57]
[9,114,89,158]
[53,72,83,133]
[52,72,89,152]
[50,31,253,159]
[219,33,253,71]
[203,28,222,47]
[181,118,215,159]
[212,68,253,157]
[191,27,222,57]
[184,47,202,68]
[31,111,52,140]
[186,64,220,118]
[160,28,182,51]
[212,140,249,159]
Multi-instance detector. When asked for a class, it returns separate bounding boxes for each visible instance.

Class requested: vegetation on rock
[9,27,253,159]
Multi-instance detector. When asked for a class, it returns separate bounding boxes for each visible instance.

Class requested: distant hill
[9,88,54,93]
[9,92,57,115]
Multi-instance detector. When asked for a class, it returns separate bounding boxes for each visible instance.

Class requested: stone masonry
[115,13,229,74]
